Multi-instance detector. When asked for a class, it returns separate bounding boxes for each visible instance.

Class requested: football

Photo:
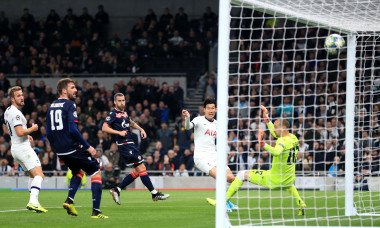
[324,34,345,55]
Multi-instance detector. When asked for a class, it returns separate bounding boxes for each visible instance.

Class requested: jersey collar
[114,107,125,113]
[204,116,214,122]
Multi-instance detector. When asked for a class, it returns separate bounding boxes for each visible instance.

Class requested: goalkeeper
[209,106,306,215]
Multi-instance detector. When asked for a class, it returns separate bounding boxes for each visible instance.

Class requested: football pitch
[0,189,378,227]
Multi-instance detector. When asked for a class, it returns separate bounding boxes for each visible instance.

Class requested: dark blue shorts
[118,143,144,168]
[58,148,100,176]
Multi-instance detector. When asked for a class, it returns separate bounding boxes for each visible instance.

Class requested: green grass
[0,189,379,227]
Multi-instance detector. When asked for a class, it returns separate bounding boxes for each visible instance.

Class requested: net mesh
[224,0,380,226]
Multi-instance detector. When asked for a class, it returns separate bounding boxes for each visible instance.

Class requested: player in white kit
[4,86,47,213]
[183,98,238,212]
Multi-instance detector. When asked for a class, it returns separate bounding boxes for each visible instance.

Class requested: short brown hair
[8,86,22,98]
[280,119,290,129]
[57,78,75,96]
[114,93,125,101]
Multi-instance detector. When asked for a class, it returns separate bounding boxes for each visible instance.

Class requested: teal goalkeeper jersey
[263,133,299,185]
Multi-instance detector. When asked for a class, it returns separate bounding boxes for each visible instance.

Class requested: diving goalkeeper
[208,105,306,215]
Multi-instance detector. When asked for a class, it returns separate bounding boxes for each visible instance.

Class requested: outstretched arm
[258,127,284,156]
[261,105,277,138]
[182,110,193,130]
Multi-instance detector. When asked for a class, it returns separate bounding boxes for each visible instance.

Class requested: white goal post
[216,0,380,227]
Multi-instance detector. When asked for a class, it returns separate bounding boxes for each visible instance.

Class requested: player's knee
[227,175,235,183]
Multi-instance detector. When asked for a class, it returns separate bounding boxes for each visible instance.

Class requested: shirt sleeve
[263,138,286,156]
[104,112,115,125]
[12,111,23,127]
[185,115,196,130]
[67,103,79,123]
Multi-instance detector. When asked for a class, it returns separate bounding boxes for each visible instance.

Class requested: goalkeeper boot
[298,200,306,216]
[227,201,239,211]
[226,202,232,213]
[206,198,216,206]
[26,203,48,213]
[63,197,78,216]
[91,209,109,219]
[152,191,170,201]
[110,187,121,205]
[206,198,232,212]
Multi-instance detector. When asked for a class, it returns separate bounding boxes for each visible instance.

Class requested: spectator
[174,163,189,177]
[0,73,10,93]
[95,148,109,167]
[145,155,158,174]
[203,77,217,100]
[41,157,54,177]
[354,174,369,191]
[102,163,120,189]
[104,143,120,168]
[0,158,11,175]
[156,122,174,152]
[328,156,343,177]
[179,149,194,171]
[168,149,180,170]
[159,154,174,176]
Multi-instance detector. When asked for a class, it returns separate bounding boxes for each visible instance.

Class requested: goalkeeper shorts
[248,169,294,190]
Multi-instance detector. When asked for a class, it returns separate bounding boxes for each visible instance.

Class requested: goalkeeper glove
[258,127,265,147]
[261,105,270,123]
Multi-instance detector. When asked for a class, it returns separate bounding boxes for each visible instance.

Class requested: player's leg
[135,163,170,201]
[15,146,47,213]
[61,154,83,216]
[110,167,139,205]
[226,170,250,202]
[208,167,239,211]
[63,168,83,216]
[27,166,47,213]
[285,184,306,215]
[90,171,108,219]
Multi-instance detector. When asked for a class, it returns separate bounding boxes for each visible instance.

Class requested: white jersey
[4,105,29,145]
[188,116,217,160]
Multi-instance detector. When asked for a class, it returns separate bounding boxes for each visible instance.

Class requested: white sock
[28,178,33,192]
[151,189,158,194]
[29,176,43,204]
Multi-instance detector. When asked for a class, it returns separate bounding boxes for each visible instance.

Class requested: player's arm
[182,109,194,130]
[67,104,91,150]
[130,120,147,139]
[261,105,277,138]
[258,128,283,156]
[102,122,127,137]
[14,123,38,137]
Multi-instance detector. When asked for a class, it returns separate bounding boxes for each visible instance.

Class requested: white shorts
[194,157,217,174]
[11,144,41,171]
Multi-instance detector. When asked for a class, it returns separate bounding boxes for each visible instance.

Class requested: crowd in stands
[0,6,217,80]
[222,8,380,178]
[1,6,380,191]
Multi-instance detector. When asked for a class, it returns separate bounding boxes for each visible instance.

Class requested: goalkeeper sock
[68,174,83,199]
[286,185,304,206]
[226,177,244,202]
[30,176,43,204]
[119,172,138,190]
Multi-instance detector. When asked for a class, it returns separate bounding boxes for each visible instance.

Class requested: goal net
[216,0,380,227]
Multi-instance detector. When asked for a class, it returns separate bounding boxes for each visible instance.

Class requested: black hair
[203,98,216,108]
